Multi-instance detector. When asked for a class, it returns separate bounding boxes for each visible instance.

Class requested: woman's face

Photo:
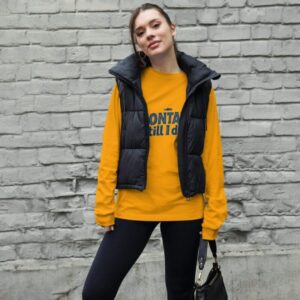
[133,9,176,58]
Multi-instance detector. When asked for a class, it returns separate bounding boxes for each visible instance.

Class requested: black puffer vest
[108,50,221,199]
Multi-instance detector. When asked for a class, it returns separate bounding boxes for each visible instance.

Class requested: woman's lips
[148,41,160,49]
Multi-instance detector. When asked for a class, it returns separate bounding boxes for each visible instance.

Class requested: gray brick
[16,64,31,81]
[79,128,103,144]
[27,0,59,14]
[272,25,293,39]
[240,7,260,23]
[38,147,81,164]
[197,9,218,24]
[259,7,283,23]
[80,94,109,111]
[220,106,241,121]
[89,78,114,94]
[27,30,76,46]
[283,74,300,88]
[198,42,219,57]
[0,115,21,134]
[70,112,92,128]
[48,13,110,29]
[0,149,18,168]
[251,89,274,104]
[209,25,250,40]
[251,24,272,39]
[272,40,300,56]
[92,111,108,127]
[240,74,282,89]
[247,231,272,245]
[32,63,80,79]
[286,57,300,71]
[241,41,271,56]
[17,243,43,259]
[78,29,122,45]
[272,229,300,245]
[273,121,300,135]
[242,105,282,120]
[227,0,246,7]
[210,58,252,73]
[111,45,134,60]
[60,0,75,12]
[223,137,297,154]
[7,0,27,13]
[25,79,68,95]
[206,0,226,7]
[20,113,51,132]
[0,246,17,261]
[110,13,131,28]
[0,64,17,81]
[81,63,112,78]
[216,90,250,106]
[282,7,300,24]
[50,114,70,130]
[174,10,197,26]
[222,218,253,232]
[274,89,300,103]
[176,27,208,42]
[179,44,198,57]
[163,0,205,8]
[220,42,240,56]
[219,8,239,24]
[0,15,20,28]
[77,0,119,11]
[249,122,272,136]
[18,149,38,167]
[0,100,15,115]
[68,80,90,95]
[90,46,111,61]
[221,122,249,137]
[252,58,283,73]
[67,47,89,62]
[248,0,287,5]
[75,146,95,159]
[282,104,300,119]
[17,15,48,29]
[0,30,28,46]
[218,75,239,90]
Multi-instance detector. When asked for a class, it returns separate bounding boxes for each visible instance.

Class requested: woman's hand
[103,225,114,232]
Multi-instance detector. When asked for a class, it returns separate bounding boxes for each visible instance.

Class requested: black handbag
[192,238,228,300]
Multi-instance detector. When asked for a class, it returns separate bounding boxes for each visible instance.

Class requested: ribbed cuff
[94,213,115,227]
[201,228,218,240]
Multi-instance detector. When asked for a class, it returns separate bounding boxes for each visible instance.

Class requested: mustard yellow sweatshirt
[94,66,227,240]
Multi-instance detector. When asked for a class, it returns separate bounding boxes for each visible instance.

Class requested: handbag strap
[197,238,218,270]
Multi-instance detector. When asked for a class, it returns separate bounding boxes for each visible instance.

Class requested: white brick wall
[0,1,300,299]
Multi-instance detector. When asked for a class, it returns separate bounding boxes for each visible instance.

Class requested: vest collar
[108,50,221,95]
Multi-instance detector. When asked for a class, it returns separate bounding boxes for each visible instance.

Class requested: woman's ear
[171,23,176,38]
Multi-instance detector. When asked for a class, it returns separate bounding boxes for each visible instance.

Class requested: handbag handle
[197,238,218,271]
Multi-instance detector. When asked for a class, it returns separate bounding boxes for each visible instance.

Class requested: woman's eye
[136,24,160,37]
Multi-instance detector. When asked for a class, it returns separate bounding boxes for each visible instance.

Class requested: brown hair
[129,3,179,67]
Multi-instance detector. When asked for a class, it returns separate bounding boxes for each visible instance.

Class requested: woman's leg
[82,217,158,300]
[160,218,203,300]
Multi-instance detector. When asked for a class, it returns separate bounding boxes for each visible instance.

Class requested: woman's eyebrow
[134,18,160,32]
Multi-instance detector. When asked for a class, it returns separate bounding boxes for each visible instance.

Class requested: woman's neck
[148,47,181,74]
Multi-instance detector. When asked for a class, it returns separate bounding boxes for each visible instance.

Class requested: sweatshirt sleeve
[201,86,228,240]
[94,82,121,227]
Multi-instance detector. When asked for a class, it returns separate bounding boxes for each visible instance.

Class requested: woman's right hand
[103,225,114,232]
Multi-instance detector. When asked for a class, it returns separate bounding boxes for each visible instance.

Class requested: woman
[82,3,227,300]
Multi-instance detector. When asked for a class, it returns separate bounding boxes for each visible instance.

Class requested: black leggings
[82,217,203,300]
